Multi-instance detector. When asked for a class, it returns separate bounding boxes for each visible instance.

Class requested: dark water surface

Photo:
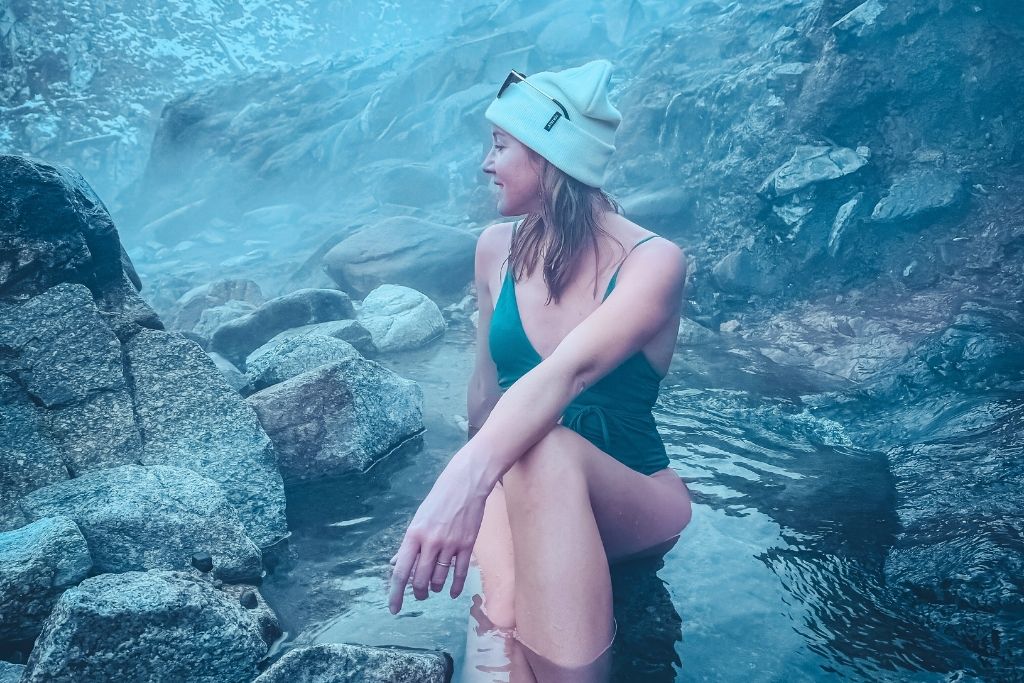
[259,326,984,681]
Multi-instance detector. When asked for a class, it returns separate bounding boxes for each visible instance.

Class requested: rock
[372,163,448,207]
[192,552,214,573]
[676,318,717,346]
[0,516,91,641]
[719,319,741,333]
[125,329,288,547]
[828,193,863,257]
[247,358,424,483]
[0,662,25,683]
[323,217,475,301]
[218,582,282,646]
[20,465,262,582]
[619,186,690,221]
[209,288,355,367]
[711,247,783,296]
[0,155,161,334]
[249,319,376,360]
[831,0,886,44]
[253,643,452,683]
[0,284,141,477]
[242,203,305,228]
[870,168,964,224]
[194,300,259,342]
[22,570,267,683]
[170,279,264,332]
[208,351,247,392]
[357,285,446,353]
[758,145,869,199]
[242,335,362,395]
[0,376,69,532]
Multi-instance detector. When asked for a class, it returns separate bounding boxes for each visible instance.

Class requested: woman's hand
[387,455,491,614]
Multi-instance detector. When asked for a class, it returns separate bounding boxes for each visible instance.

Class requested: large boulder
[194,300,259,343]
[209,288,355,367]
[247,319,375,359]
[242,335,362,396]
[125,329,288,547]
[357,284,446,353]
[20,465,262,582]
[22,570,269,683]
[0,283,142,474]
[247,358,424,483]
[0,516,91,642]
[254,643,452,683]
[0,155,160,336]
[323,217,476,302]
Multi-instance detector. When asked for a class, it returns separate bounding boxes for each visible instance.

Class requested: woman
[388,60,692,678]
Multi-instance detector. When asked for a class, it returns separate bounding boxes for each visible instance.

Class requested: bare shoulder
[475,221,515,259]
[608,213,686,279]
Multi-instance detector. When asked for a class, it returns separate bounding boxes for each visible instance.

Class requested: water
[257,325,997,681]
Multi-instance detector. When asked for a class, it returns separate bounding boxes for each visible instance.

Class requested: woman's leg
[499,425,692,668]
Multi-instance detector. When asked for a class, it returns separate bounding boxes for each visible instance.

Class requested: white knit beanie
[484,60,621,189]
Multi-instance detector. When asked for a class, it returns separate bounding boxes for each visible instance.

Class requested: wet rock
[247,358,424,483]
[0,516,91,641]
[620,185,690,222]
[0,376,69,532]
[0,155,161,336]
[242,334,362,395]
[20,465,262,582]
[194,300,259,343]
[323,217,475,302]
[192,551,214,573]
[208,351,247,392]
[870,167,963,224]
[209,288,355,367]
[22,570,267,683]
[372,163,448,207]
[0,662,25,683]
[357,284,446,353]
[219,583,282,646]
[170,278,264,332]
[253,643,452,683]
[249,319,375,360]
[676,318,718,346]
[711,247,784,296]
[830,0,886,44]
[0,284,141,477]
[125,329,288,547]
[758,145,869,200]
[828,193,863,257]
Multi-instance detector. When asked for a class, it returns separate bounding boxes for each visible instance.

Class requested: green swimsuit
[487,227,670,476]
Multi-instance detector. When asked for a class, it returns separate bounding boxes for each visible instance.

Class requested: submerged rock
[209,288,355,367]
[254,643,452,683]
[242,334,362,395]
[323,216,475,301]
[247,358,424,483]
[0,516,92,641]
[20,464,262,582]
[22,570,268,683]
[357,284,446,353]
[125,329,288,547]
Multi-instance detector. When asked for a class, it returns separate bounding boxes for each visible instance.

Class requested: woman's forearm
[453,357,581,494]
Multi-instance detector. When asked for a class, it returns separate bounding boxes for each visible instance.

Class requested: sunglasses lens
[497,70,524,98]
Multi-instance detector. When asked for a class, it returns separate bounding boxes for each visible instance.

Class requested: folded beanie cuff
[485,82,614,189]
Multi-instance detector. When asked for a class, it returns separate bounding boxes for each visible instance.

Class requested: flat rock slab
[209,288,355,367]
[247,358,423,484]
[242,335,362,395]
[125,328,287,547]
[870,167,963,224]
[255,643,452,683]
[20,464,262,582]
[0,516,91,641]
[22,570,268,683]
[357,284,445,353]
[759,145,869,199]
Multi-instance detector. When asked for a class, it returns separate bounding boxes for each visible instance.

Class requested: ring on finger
[435,559,450,567]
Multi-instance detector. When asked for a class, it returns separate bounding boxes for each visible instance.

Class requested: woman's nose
[481,149,495,174]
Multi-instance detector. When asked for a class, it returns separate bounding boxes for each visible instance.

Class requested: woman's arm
[466,224,505,439]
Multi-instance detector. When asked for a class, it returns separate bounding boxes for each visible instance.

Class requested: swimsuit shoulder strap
[603,234,659,299]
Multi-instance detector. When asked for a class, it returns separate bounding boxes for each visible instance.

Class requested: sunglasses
[497,70,571,127]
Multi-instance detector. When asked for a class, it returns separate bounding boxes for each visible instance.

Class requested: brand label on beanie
[544,112,562,131]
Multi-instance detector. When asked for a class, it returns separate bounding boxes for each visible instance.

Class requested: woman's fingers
[449,549,472,599]
[430,550,455,593]
[388,542,419,614]
[410,544,441,600]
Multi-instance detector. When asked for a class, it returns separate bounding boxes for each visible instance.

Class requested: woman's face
[481,126,543,216]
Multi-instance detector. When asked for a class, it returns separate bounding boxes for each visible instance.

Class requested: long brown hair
[506,156,624,304]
